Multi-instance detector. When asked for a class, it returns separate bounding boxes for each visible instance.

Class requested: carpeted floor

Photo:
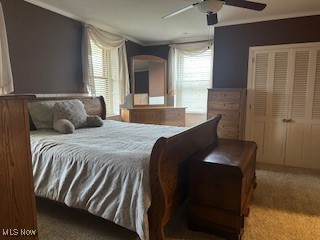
[37,163,320,240]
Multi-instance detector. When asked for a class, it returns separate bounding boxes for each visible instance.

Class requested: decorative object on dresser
[207,88,246,140]
[0,95,38,239]
[121,107,186,126]
[188,139,257,240]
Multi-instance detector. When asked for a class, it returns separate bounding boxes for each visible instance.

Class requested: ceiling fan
[162,0,267,26]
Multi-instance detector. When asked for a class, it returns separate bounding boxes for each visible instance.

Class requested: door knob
[282,119,293,123]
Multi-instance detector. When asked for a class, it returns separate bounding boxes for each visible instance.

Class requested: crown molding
[145,11,320,46]
[214,11,320,28]
[145,36,213,47]
[23,0,320,47]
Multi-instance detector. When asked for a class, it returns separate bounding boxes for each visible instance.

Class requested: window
[175,48,213,113]
[90,40,120,115]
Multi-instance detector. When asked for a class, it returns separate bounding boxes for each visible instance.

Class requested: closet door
[249,50,290,164]
[246,43,320,169]
[309,50,320,168]
[285,49,320,168]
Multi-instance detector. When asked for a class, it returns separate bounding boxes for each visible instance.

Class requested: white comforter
[30,120,185,240]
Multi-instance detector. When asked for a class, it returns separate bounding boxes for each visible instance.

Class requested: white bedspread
[30,120,185,240]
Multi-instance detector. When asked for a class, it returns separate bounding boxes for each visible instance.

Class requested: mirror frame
[131,55,167,107]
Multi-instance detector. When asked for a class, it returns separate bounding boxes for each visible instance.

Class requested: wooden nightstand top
[192,139,257,173]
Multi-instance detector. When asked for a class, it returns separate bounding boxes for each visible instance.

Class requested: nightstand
[188,139,257,240]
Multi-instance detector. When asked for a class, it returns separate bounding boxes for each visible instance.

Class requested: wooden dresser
[0,95,38,239]
[120,107,186,127]
[207,88,246,140]
[188,139,257,240]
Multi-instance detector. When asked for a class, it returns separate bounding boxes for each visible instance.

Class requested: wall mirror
[131,55,167,106]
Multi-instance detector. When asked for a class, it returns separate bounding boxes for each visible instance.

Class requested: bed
[28,96,221,240]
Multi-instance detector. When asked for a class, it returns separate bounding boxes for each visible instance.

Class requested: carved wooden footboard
[148,114,222,240]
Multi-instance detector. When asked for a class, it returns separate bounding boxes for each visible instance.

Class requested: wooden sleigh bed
[28,96,221,240]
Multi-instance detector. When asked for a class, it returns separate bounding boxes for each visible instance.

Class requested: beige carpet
[37,163,320,240]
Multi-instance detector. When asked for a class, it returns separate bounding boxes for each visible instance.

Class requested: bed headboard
[28,96,106,130]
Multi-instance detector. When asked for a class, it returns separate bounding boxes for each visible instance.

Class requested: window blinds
[90,40,120,115]
[176,48,213,113]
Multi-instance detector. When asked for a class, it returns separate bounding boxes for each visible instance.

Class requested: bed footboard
[148,115,222,240]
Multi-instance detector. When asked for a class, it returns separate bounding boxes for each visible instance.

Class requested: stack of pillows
[28,99,103,134]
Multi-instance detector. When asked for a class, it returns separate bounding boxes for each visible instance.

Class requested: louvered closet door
[247,43,320,169]
[250,51,290,164]
[285,48,320,168]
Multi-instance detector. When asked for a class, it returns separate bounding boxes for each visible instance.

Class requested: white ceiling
[25,0,320,46]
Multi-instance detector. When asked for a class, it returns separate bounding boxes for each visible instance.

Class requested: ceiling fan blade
[224,0,266,11]
[162,2,199,19]
[207,12,218,25]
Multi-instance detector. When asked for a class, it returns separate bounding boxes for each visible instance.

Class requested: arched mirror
[131,55,167,106]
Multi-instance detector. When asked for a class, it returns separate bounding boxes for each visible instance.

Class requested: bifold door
[246,43,320,169]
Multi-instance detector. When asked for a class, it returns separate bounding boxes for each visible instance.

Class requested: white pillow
[28,101,57,129]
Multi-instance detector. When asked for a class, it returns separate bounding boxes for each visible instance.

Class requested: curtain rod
[169,39,213,46]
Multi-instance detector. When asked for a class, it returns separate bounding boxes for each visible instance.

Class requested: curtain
[0,2,13,94]
[168,41,212,98]
[82,24,129,104]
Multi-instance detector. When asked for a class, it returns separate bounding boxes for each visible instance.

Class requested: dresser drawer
[208,110,239,122]
[208,90,241,101]
[130,110,160,124]
[218,120,239,130]
[217,121,239,139]
[208,101,240,110]
[159,109,185,126]
[159,121,184,127]
[121,107,186,126]
[159,109,184,121]
[217,129,239,139]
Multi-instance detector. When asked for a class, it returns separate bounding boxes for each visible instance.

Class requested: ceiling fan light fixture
[207,12,218,25]
[197,0,223,14]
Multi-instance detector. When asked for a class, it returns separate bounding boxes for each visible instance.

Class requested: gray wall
[1,0,84,93]
[213,15,320,88]
[1,0,145,94]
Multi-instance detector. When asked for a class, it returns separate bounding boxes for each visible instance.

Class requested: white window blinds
[176,48,213,113]
[90,40,120,115]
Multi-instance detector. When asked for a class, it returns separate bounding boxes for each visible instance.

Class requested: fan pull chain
[207,25,214,49]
